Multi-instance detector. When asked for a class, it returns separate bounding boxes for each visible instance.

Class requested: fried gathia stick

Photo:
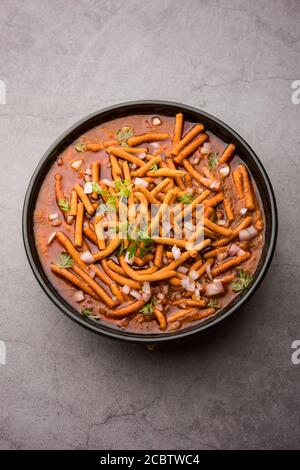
[173,113,184,145]
[153,308,167,330]
[166,157,185,189]
[204,218,232,237]
[83,225,98,245]
[239,165,254,210]
[69,189,78,216]
[74,184,95,215]
[119,256,177,282]
[72,264,117,308]
[74,202,84,247]
[182,159,220,191]
[127,133,170,147]
[51,264,98,298]
[107,299,145,317]
[174,134,208,164]
[211,252,251,277]
[91,161,100,199]
[223,196,234,221]
[171,124,204,156]
[109,147,144,167]
[219,143,235,164]
[54,174,64,202]
[147,168,186,178]
[182,308,216,324]
[101,260,141,289]
[131,156,161,177]
[213,216,252,247]
[135,185,160,204]
[110,155,122,180]
[56,231,86,268]
[167,308,195,323]
[232,167,244,198]
[203,192,224,207]
[93,238,121,260]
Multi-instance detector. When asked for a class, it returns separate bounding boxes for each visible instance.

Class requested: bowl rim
[22,100,278,343]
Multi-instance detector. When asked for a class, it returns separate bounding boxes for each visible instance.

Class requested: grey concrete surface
[0,0,300,450]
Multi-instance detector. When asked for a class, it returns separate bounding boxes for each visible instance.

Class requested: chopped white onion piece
[151,142,160,149]
[155,303,163,311]
[133,177,149,187]
[71,160,83,171]
[125,251,134,265]
[66,215,74,225]
[228,243,240,257]
[48,213,59,221]
[88,269,96,279]
[47,232,57,245]
[142,282,151,294]
[200,142,211,155]
[192,157,200,165]
[142,292,152,302]
[217,219,226,226]
[189,269,199,280]
[205,280,224,296]
[194,288,200,299]
[131,163,137,170]
[187,187,193,194]
[122,285,130,295]
[51,218,61,227]
[206,262,213,281]
[131,290,142,300]
[217,251,228,262]
[157,292,165,300]
[237,248,246,256]
[152,116,162,126]
[139,152,147,160]
[178,265,188,274]
[85,168,92,175]
[209,181,220,190]
[163,256,168,265]
[239,225,258,241]
[84,182,93,194]
[162,284,169,294]
[80,251,95,264]
[74,290,85,302]
[172,245,181,260]
[240,207,248,215]
[181,277,196,291]
[102,178,114,187]
[219,165,230,177]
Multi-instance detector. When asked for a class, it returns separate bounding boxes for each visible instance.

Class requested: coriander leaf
[82,307,93,316]
[178,193,193,204]
[54,252,73,269]
[58,198,70,212]
[115,179,132,197]
[81,307,100,320]
[231,269,254,292]
[208,152,219,169]
[74,143,86,152]
[207,298,221,308]
[126,237,153,259]
[150,161,158,173]
[106,195,117,207]
[116,241,126,257]
[116,127,134,147]
[140,298,156,316]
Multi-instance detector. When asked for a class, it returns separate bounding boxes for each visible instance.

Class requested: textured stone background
[0,0,300,450]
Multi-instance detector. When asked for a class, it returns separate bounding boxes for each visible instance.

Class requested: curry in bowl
[34,112,264,333]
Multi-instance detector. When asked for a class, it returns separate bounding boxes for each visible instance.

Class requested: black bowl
[22,100,278,343]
